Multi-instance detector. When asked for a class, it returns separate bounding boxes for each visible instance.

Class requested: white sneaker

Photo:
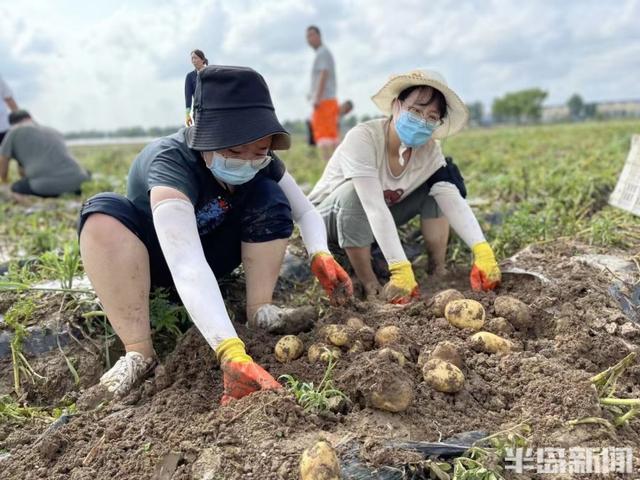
[249,304,317,334]
[99,352,156,397]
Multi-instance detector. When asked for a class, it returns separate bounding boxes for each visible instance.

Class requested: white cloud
[1,0,639,131]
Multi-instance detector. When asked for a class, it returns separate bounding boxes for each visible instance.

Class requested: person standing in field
[0,74,19,145]
[0,110,90,200]
[309,69,501,302]
[184,49,208,127]
[306,25,339,161]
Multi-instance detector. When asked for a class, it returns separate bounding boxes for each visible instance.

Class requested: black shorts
[77,176,293,290]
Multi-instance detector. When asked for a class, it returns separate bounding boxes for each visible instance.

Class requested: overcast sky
[1,0,639,132]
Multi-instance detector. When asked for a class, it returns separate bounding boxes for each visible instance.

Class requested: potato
[300,440,341,480]
[430,341,463,369]
[493,296,532,330]
[320,346,342,363]
[374,325,401,347]
[376,347,406,367]
[423,359,465,393]
[354,326,375,350]
[307,343,329,363]
[324,324,354,347]
[308,343,342,363]
[348,340,365,354]
[369,375,414,412]
[430,289,465,316]
[346,316,365,330]
[444,299,485,330]
[486,317,514,335]
[470,332,514,354]
[274,335,304,363]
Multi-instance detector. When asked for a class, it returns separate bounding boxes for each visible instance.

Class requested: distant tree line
[65,125,182,140]
[65,90,634,140]
[465,90,613,126]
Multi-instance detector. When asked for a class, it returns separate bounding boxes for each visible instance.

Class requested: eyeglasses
[401,101,444,127]
[220,155,272,170]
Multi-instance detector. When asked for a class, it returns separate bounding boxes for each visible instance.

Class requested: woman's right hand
[382,260,419,304]
[185,108,193,126]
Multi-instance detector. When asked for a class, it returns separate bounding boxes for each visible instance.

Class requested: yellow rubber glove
[185,108,193,126]
[382,260,419,304]
[470,241,501,291]
[216,337,252,364]
[215,337,281,405]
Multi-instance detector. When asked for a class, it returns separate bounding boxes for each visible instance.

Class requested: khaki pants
[316,180,441,249]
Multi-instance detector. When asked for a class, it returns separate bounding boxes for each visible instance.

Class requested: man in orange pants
[306,25,339,161]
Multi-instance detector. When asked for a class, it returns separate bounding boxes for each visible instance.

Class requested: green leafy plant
[0,395,52,423]
[38,243,83,290]
[149,288,188,338]
[3,297,45,394]
[280,352,346,413]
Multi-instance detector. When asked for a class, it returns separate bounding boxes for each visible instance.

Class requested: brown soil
[1,240,640,479]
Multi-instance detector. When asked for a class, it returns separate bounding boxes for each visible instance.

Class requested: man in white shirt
[306,25,339,161]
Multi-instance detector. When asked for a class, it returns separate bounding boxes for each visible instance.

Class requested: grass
[280,352,347,413]
[3,297,45,394]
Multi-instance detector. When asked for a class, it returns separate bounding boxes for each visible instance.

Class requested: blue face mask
[209,153,271,185]
[394,110,436,148]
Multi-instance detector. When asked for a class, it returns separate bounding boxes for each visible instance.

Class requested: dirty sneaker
[249,304,317,334]
[99,352,156,398]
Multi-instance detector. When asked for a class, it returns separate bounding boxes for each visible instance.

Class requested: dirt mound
[1,240,640,479]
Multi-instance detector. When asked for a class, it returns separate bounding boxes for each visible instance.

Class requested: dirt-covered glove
[310,252,353,305]
[470,241,501,291]
[382,260,419,304]
[185,108,193,126]
[216,338,281,405]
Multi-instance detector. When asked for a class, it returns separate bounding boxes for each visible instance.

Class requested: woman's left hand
[310,252,353,305]
[470,241,501,291]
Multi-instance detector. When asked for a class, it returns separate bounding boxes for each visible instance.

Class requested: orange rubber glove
[216,338,281,405]
[470,241,501,291]
[382,260,419,304]
[185,108,193,126]
[310,252,353,305]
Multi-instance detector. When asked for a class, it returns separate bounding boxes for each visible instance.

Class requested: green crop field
[3,119,638,269]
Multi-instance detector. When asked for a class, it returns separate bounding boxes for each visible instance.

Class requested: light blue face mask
[394,110,437,148]
[209,153,272,185]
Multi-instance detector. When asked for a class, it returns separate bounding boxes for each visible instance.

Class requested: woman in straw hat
[309,69,500,303]
[78,66,352,405]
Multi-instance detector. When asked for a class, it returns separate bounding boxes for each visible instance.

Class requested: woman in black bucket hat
[78,66,353,405]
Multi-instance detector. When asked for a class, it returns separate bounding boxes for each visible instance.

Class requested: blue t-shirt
[126,128,286,236]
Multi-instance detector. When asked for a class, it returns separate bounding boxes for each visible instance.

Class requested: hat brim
[371,75,469,139]
[186,107,291,151]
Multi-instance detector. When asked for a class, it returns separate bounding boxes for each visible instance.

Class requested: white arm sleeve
[352,176,407,264]
[278,172,328,256]
[152,198,238,350]
[430,181,485,248]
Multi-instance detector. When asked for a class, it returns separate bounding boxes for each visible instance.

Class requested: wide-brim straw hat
[371,69,469,139]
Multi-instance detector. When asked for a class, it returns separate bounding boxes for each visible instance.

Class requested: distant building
[541,105,570,122]
[596,99,640,118]
[541,99,640,123]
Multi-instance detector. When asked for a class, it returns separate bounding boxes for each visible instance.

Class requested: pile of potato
[273,290,532,412]
[420,290,532,393]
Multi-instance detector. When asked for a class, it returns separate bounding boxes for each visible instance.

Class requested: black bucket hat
[186,65,291,151]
